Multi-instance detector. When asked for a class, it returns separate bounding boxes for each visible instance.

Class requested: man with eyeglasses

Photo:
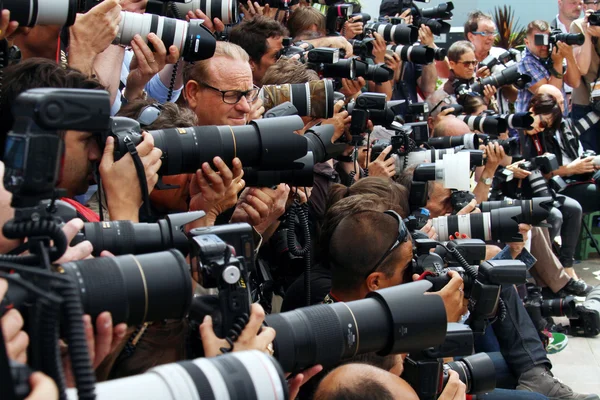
[464,11,519,115]
[182,41,262,127]
[570,2,600,151]
[516,20,579,115]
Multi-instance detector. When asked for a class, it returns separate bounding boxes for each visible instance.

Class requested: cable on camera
[219,313,250,354]
[286,198,312,307]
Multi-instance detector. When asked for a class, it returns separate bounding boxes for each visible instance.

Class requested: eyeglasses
[584,1,600,5]
[471,31,498,37]
[429,96,452,115]
[458,60,479,67]
[364,210,409,278]
[198,81,260,105]
[137,103,163,127]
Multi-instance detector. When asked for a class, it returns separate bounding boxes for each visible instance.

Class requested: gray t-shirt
[570,18,600,106]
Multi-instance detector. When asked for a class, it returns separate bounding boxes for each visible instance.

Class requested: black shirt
[281,264,332,312]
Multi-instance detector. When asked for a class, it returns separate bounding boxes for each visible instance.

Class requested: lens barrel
[264,281,448,373]
[2,0,78,27]
[365,22,418,45]
[387,44,435,64]
[169,0,239,24]
[444,353,496,394]
[59,250,192,325]
[456,115,507,135]
[261,80,335,118]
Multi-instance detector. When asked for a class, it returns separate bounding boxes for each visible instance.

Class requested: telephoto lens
[168,0,239,24]
[261,80,336,118]
[553,32,585,45]
[243,153,315,187]
[365,22,419,45]
[479,197,554,226]
[526,169,552,197]
[1,0,78,27]
[443,353,496,395]
[73,211,206,257]
[470,64,532,93]
[427,133,482,150]
[431,206,529,243]
[320,58,357,80]
[114,11,217,62]
[109,115,310,174]
[387,44,435,64]
[354,60,394,83]
[456,115,508,135]
[66,350,288,400]
[401,148,485,168]
[58,250,192,326]
[264,280,448,373]
[499,112,534,130]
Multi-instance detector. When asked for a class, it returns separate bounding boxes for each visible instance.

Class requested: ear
[466,32,474,42]
[249,59,257,71]
[184,80,200,109]
[366,272,383,292]
[449,60,457,70]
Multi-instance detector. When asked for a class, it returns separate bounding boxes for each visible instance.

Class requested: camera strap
[123,136,152,218]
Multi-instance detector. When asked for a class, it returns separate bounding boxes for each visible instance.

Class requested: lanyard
[532,135,544,155]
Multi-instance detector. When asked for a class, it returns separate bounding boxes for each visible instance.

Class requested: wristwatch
[479,176,493,185]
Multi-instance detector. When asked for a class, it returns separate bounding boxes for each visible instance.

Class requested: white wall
[361,0,562,29]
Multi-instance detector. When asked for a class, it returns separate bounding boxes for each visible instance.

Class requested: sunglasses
[364,210,410,278]
[458,60,479,67]
[137,103,163,127]
[429,96,452,115]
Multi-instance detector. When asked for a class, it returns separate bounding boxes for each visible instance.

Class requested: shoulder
[570,18,585,34]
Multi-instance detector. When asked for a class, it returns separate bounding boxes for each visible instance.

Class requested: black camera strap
[123,136,152,218]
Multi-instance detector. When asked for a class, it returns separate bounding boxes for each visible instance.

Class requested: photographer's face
[251,36,284,87]
[525,30,550,59]
[469,18,497,55]
[425,182,453,218]
[450,50,477,80]
[368,241,414,291]
[59,130,101,198]
[525,109,555,135]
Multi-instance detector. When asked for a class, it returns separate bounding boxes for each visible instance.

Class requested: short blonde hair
[183,41,250,85]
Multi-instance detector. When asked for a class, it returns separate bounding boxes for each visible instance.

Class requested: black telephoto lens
[1,0,78,27]
[264,281,447,373]
[243,153,314,187]
[542,296,578,318]
[443,353,496,394]
[554,32,585,45]
[321,58,356,79]
[59,250,192,325]
[354,60,394,83]
[479,197,553,226]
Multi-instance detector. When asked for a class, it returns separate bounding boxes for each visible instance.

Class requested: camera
[277,38,314,61]
[519,154,560,197]
[349,38,375,59]
[428,133,483,150]
[387,44,435,64]
[364,22,419,45]
[166,0,239,24]
[581,150,600,166]
[346,92,405,142]
[524,284,578,332]
[450,190,476,213]
[113,12,216,62]
[534,30,585,46]
[412,151,475,191]
[498,111,535,130]
[260,79,339,119]
[456,115,508,135]
[477,133,521,156]
[402,1,454,36]
[307,47,340,64]
[402,148,485,172]
[479,197,554,226]
[479,49,520,74]
[590,10,600,26]
[467,64,532,94]
[325,3,354,35]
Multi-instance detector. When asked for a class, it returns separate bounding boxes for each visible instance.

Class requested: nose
[236,96,252,113]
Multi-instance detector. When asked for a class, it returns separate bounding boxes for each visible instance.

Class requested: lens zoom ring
[299,305,346,366]
[118,222,137,255]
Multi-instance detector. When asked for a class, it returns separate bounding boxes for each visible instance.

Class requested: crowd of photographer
[1,0,600,399]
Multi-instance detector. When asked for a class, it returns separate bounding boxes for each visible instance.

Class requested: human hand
[186,9,225,33]
[199,303,276,358]
[119,0,147,13]
[483,84,497,104]
[62,312,127,388]
[189,157,245,221]
[414,270,467,322]
[322,100,351,142]
[99,133,162,221]
[372,32,387,64]
[419,220,438,240]
[55,218,93,264]
[476,66,491,78]
[286,187,311,209]
[230,184,290,234]
[340,77,366,100]
[368,145,396,178]
[69,0,121,57]
[342,17,364,39]
[482,141,505,173]
[567,156,595,174]
[550,43,566,66]
[507,161,532,179]
[398,9,413,25]
[384,52,402,74]
[0,10,20,42]
[456,199,479,215]
[438,370,467,400]
[288,365,324,400]
[556,41,575,61]
[25,372,59,400]
[240,1,271,20]
[584,9,600,37]
[418,24,434,47]
[248,97,265,121]
[124,33,180,101]
[1,279,28,363]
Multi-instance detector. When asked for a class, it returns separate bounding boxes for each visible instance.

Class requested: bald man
[538,84,566,113]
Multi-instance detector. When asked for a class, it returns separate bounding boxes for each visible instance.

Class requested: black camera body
[590,10,600,26]
[534,30,585,46]
[520,154,559,175]
[325,3,354,35]
[450,190,476,213]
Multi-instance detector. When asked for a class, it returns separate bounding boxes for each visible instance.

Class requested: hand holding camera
[567,155,596,175]
[186,8,225,34]
[368,145,396,178]
[343,16,364,40]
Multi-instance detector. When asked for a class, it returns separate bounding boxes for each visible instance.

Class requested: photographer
[516,20,579,115]
[286,7,327,39]
[465,11,519,113]
[571,5,600,151]
[0,59,162,223]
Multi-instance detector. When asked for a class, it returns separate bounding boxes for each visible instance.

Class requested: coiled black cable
[220,314,250,354]
[286,201,312,306]
[1,219,67,263]
[37,298,67,400]
[165,61,179,103]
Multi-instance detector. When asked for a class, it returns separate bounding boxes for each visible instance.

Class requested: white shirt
[554,15,574,94]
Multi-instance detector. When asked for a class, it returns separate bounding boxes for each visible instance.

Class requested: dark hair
[329,208,410,293]
[526,20,550,36]
[117,99,198,130]
[229,16,289,63]
[448,40,476,63]
[0,58,106,151]
[529,93,562,132]
[261,58,320,85]
[314,374,394,400]
[464,10,493,38]
[287,6,326,39]
[461,94,487,115]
